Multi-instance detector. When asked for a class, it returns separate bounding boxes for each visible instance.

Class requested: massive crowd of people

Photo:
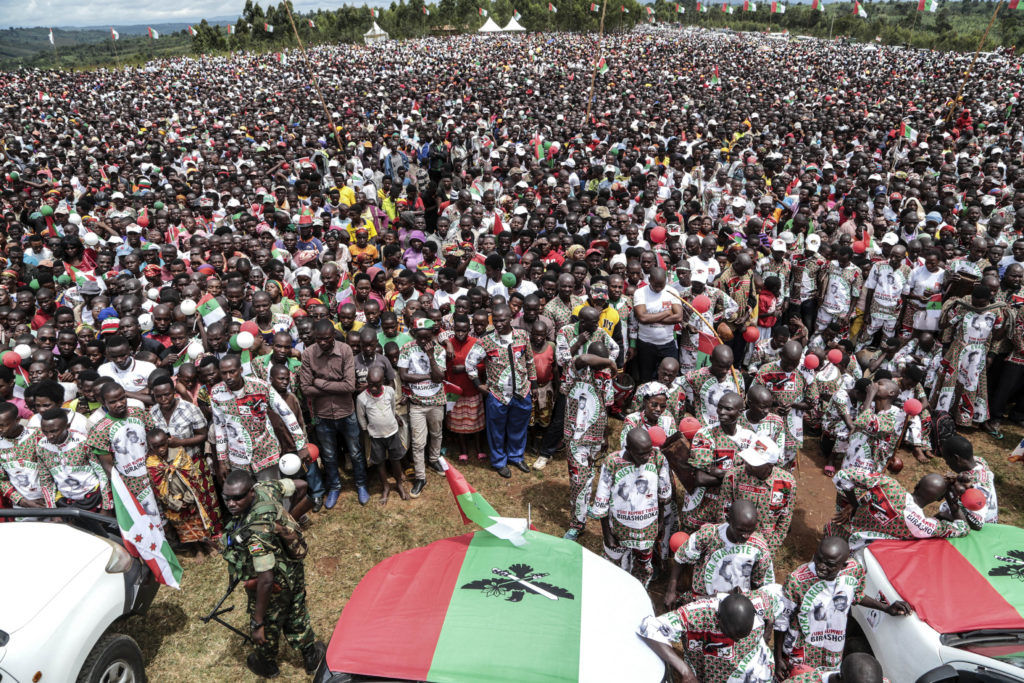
[1,24,1022,682]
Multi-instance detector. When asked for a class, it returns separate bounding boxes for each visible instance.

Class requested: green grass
[120,420,1024,681]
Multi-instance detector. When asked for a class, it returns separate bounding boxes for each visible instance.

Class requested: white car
[852,523,1024,683]
[0,509,158,683]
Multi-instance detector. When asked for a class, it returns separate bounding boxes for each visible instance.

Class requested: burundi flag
[514,9,522,19]
[187,25,196,35]
[854,1,867,16]
[596,56,609,74]
[647,5,655,13]
[676,3,684,12]
[870,525,1024,635]
[307,18,316,27]
[478,7,488,15]
[548,2,557,11]
[811,0,823,9]
[264,22,274,32]
[227,24,236,34]
[196,294,226,326]
[1011,0,1020,9]
[917,0,937,10]
[48,28,54,45]
[371,8,379,16]
[148,27,159,39]
[110,27,119,40]
[423,6,430,14]
[591,3,600,11]
[64,262,99,287]
[11,364,29,399]
[112,470,183,589]
[900,120,919,142]
[711,65,720,85]
[621,4,629,12]
[1010,436,1024,462]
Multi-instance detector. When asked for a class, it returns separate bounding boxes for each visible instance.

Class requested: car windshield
[944,631,1024,670]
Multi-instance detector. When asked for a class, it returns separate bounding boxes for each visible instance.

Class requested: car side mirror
[915,664,960,683]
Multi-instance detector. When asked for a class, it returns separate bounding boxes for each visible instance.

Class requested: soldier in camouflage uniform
[219,470,325,678]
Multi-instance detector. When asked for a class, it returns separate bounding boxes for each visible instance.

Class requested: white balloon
[68,214,83,226]
[147,287,160,301]
[13,344,32,358]
[187,341,205,359]
[236,331,255,350]
[138,313,154,332]
[180,299,197,316]
[278,453,302,476]
[83,232,99,246]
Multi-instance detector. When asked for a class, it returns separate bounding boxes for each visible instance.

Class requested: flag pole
[828,10,835,40]
[908,5,920,45]
[111,33,120,68]
[50,30,60,66]
[945,0,1002,122]
[283,3,346,154]
[584,0,609,126]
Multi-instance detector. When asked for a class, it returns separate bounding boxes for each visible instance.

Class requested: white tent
[502,16,526,31]
[363,21,389,45]
[478,17,503,32]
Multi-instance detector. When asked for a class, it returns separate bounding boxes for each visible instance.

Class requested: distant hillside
[0,22,235,60]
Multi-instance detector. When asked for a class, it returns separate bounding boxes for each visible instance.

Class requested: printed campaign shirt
[35,432,111,509]
[682,424,757,531]
[0,428,43,504]
[590,450,672,549]
[721,465,796,552]
[397,340,447,406]
[465,328,536,405]
[675,522,775,598]
[833,468,969,551]
[843,405,901,473]
[864,261,911,316]
[682,366,745,426]
[563,363,614,444]
[820,262,862,315]
[638,585,783,683]
[619,410,677,450]
[211,376,306,473]
[87,406,158,515]
[938,456,998,527]
[776,560,866,670]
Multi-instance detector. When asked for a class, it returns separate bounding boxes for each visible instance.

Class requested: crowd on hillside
[1,25,1022,682]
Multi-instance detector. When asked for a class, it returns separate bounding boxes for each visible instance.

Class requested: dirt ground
[122,419,1024,682]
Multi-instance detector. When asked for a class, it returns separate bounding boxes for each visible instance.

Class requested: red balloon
[137,216,149,228]
[692,294,711,313]
[961,488,986,511]
[650,226,667,244]
[804,354,820,370]
[827,349,843,365]
[903,398,923,416]
[240,321,260,336]
[852,240,867,254]
[669,531,690,555]
[679,417,702,440]
[2,352,20,369]
[306,443,319,462]
[648,426,667,448]
[742,326,759,343]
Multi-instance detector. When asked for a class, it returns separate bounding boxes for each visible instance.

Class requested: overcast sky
[6,0,375,28]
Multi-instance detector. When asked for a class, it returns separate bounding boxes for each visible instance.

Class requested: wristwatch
[250,619,264,631]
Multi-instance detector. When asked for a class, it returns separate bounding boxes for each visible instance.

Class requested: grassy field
[122,420,1024,682]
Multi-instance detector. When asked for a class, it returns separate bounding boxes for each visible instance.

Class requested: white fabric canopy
[478,17,503,32]
[502,17,527,31]
[363,21,389,45]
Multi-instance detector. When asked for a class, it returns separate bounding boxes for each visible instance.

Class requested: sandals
[823,465,836,477]
[458,453,469,462]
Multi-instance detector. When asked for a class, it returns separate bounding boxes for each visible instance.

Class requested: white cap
[731,196,746,208]
[771,238,787,252]
[881,232,899,246]
[738,433,781,466]
[111,191,125,199]
[125,223,142,234]
[805,234,821,253]
[981,195,997,206]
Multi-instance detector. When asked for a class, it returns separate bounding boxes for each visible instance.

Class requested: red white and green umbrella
[324,462,664,682]
[870,524,1024,633]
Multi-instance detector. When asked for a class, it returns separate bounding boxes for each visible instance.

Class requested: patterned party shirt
[0,427,43,505]
[674,522,775,598]
[563,364,615,445]
[590,450,672,550]
[210,376,306,474]
[87,406,158,514]
[682,366,745,425]
[843,405,901,473]
[721,465,796,552]
[465,328,536,405]
[544,294,587,332]
[682,424,757,531]
[397,340,448,407]
[36,431,111,509]
[637,586,782,683]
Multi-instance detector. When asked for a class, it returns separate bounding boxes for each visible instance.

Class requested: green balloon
[29,279,40,291]
[153,201,165,210]
[39,205,53,217]
[501,272,517,288]
[228,334,241,352]
[9,171,19,181]
[57,274,72,286]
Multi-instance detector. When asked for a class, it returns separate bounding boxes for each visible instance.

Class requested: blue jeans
[485,393,532,468]
[308,414,366,497]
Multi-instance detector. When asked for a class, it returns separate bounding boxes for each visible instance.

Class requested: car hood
[866,524,1024,634]
[0,522,110,633]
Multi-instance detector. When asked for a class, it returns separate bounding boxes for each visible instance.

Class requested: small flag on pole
[110,27,119,41]
[264,22,274,32]
[196,294,226,326]
[854,1,866,16]
[307,18,316,27]
[226,24,235,34]
[187,25,196,36]
[676,3,684,12]
[917,0,937,10]
[811,0,823,9]
[478,7,488,15]
[514,9,522,19]
[596,56,609,74]
[48,28,54,45]
[442,459,527,546]
[371,8,378,16]
[548,2,557,10]
[423,6,430,14]
[770,1,784,12]
[590,2,600,11]
[711,65,720,85]
[147,27,159,39]
[647,5,655,13]
[900,121,919,142]
[621,4,629,12]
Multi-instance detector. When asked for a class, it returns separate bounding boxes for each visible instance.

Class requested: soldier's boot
[302,640,327,674]
[246,653,280,679]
